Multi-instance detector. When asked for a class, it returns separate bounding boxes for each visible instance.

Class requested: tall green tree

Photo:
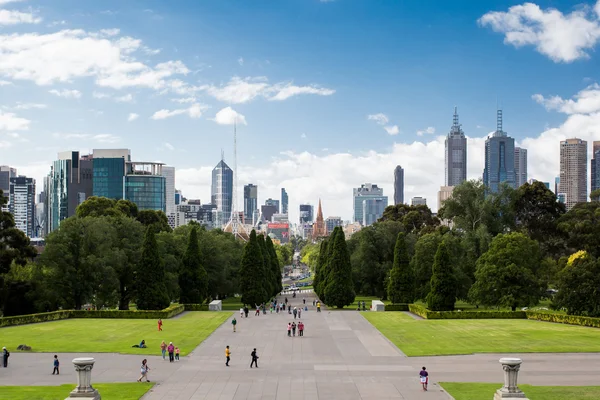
[469,233,543,311]
[178,227,209,304]
[324,227,355,308]
[313,239,329,300]
[411,232,442,301]
[239,230,268,306]
[136,227,170,310]
[554,253,600,316]
[137,210,172,233]
[76,197,138,218]
[256,233,272,297]
[387,232,413,303]
[426,241,456,311]
[379,204,440,233]
[266,236,282,296]
[111,216,144,309]
[558,202,600,258]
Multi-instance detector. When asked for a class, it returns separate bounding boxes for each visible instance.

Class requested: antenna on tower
[221,148,224,161]
[224,118,248,241]
[497,109,503,132]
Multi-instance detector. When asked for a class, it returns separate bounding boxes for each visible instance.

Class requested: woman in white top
[240,307,244,318]
[137,359,150,382]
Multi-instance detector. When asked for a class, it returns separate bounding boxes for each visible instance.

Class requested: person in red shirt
[157,319,163,331]
[298,321,304,337]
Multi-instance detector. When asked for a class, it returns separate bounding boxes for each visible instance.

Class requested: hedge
[407,304,526,319]
[183,304,209,311]
[408,304,429,318]
[0,310,71,328]
[526,312,600,328]
[385,304,410,311]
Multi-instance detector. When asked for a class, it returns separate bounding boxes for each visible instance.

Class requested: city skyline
[1,1,600,222]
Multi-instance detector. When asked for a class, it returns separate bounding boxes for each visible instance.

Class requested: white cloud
[212,106,247,126]
[142,46,161,55]
[52,132,120,143]
[164,142,174,151]
[367,113,389,125]
[300,133,307,139]
[127,113,139,122]
[237,57,244,66]
[0,9,41,26]
[93,92,111,99]
[14,102,47,110]
[417,126,436,136]
[384,125,400,135]
[47,20,66,27]
[115,93,133,103]
[479,2,600,63]
[0,80,12,86]
[49,89,81,99]
[0,111,30,130]
[171,97,196,103]
[202,76,335,104]
[533,83,600,114]
[151,103,209,120]
[0,1,25,5]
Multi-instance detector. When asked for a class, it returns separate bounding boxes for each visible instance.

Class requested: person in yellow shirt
[317,302,321,312]
[225,345,231,367]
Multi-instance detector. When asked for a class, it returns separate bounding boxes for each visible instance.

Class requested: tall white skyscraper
[445,107,467,187]
[559,138,587,210]
[162,166,176,228]
[514,147,528,188]
[9,176,36,237]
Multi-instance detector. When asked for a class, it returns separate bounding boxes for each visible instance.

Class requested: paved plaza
[2,292,600,399]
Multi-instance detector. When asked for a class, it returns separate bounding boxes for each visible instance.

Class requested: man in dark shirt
[419,366,429,391]
[250,348,259,368]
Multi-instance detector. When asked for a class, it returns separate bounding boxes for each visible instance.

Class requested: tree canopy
[387,232,413,304]
[323,227,355,308]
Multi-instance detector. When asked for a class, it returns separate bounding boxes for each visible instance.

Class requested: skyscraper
[362,198,388,226]
[591,141,600,194]
[559,138,587,210]
[124,162,166,212]
[265,198,280,213]
[325,216,343,233]
[299,204,313,224]
[411,197,427,206]
[514,147,528,188]
[281,188,288,214]
[9,176,36,237]
[445,107,467,187]
[353,183,386,224]
[211,158,233,227]
[0,165,17,211]
[92,149,131,199]
[244,184,258,224]
[483,110,516,193]
[394,165,404,204]
[162,166,176,228]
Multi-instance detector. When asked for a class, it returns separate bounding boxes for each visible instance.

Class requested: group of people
[225,345,259,368]
[160,341,180,362]
[286,321,305,336]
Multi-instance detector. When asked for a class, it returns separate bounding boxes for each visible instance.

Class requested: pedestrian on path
[293,307,297,319]
[225,346,231,367]
[52,355,59,375]
[175,347,180,361]
[157,318,163,331]
[292,322,297,336]
[250,348,259,368]
[240,307,244,318]
[317,302,321,312]
[168,342,175,362]
[298,308,302,318]
[137,359,150,382]
[160,341,167,360]
[255,306,260,316]
[420,367,429,391]
[303,298,306,304]
[232,317,237,332]
[285,297,288,305]
[298,321,304,336]
[287,323,292,337]
[244,306,249,318]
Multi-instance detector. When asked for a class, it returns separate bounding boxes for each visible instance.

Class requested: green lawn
[362,312,600,356]
[441,382,600,400]
[415,299,557,313]
[0,383,153,400]
[0,312,231,356]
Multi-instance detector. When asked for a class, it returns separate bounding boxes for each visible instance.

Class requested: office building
[312,199,327,238]
[272,213,289,223]
[244,184,258,224]
[325,216,343,233]
[299,204,313,224]
[0,166,17,211]
[261,204,278,222]
[362,197,387,226]
[162,166,176,228]
[9,176,35,237]
[211,158,233,228]
[394,165,404,204]
[175,189,182,205]
[592,141,600,194]
[527,179,550,190]
[411,197,427,206]
[445,107,467,186]
[514,147,528,188]
[175,203,216,228]
[438,186,454,208]
[265,198,280,213]
[559,138,587,210]
[483,110,516,193]
[124,162,166,211]
[92,149,130,199]
[353,183,385,224]
[281,188,288,214]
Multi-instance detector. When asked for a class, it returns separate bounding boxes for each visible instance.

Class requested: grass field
[0,312,231,356]
[0,383,153,400]
[441,382,600,400]
[362,312,600,356]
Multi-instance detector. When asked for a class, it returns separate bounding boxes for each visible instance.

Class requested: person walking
[298,321,304,337]
[285,297,288,305]
[291,322,297,336]
[250,348,259,368]
[420,367,429,391]
[287,323,292,337]
[293,307,297,319]
[225,345,231,367]
[52,355,60,375]
[303,298,306,305]
[232,317,237,333]
[298,308,302,318]
[137,359,150,382]
[244,306,249,318]
[312,299,316,306]
[255,306,260,316]
[157,318,163,331]
[160,341,167,360]
[167,342,175,362]
[240,307,244,318]
[175,347,180,361]
[316,301,321,312]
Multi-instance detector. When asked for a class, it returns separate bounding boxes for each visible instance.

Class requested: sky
[1,0,600,224]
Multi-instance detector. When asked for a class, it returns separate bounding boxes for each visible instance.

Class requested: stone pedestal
[371,300,385,312]
[494,358,529,399]
[65,358,101,399]
[209,300,222,311]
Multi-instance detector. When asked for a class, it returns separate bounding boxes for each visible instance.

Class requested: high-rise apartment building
[211,159,233,228]
[265,198,280,213]
[9,176,36,237]
[559,138,587,210]
[411,197,427,206]
[124,162,166,212]
[394,165,404,204]
[299,204,313,224]
[261,204,278,223]
[445,107,467,187]
[514,147,528,188]
[0,166,17,211]
[161,166,176,227]
[325,216,343,233]
[92,149,130,199]
[353,183,385,224]
[591,141,600,194]
[483,110,516,193]
[281,188,288,214]
[438,186,454,208]
[244,184,258,224]
[362,197,388,226]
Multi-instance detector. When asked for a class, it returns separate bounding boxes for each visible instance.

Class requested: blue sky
[1,0,600,222]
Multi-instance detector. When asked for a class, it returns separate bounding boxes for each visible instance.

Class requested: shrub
[526,311,600,328]
[408,304,526,319]
[183,304,209,311]
[385,304,410,311]
[408,304,429,318]
[71,304,184,319]
[0,310,71,328]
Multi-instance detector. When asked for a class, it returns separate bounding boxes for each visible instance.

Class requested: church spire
[316,198,323,221]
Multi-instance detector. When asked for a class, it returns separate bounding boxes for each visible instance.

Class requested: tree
[558,202,600,258]
[411,232,442,301]
[554,252,600,316]
[239,230,268,306]
[379,204,440,233]
[137,210,172,233]
[136,227,170,310]
[266,236,282,296]
[178,227,208,304]
[387,232,413,303]
[110,216,144,309]
[300,243,320,271]
[591,189,600,202]
[426,241,456,311]
[76,197,138,219]
[469,233,543,311]
[256,233,272,297]
[324,227,355,308]
[313,239,329,300]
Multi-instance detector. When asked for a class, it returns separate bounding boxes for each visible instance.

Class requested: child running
[137,359,150,382]
[420,367,429,391]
